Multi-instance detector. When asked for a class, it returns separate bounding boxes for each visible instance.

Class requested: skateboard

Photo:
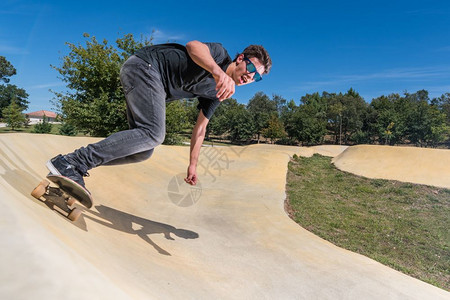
[31,175,93,221]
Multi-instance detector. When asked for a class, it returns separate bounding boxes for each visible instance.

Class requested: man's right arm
[186,41,235,101]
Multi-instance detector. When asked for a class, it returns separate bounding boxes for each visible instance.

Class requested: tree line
[207,89,449,147]
[0,33,448,147]
[0,56,29,129]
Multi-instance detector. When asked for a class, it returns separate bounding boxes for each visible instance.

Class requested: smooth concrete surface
[333,145,450,189]
[298,145,349,158]
[0,134,448,299]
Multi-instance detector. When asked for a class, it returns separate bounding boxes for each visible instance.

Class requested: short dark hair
[234,45,272,74]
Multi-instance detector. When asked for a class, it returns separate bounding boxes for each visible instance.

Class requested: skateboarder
[46,41,272,193]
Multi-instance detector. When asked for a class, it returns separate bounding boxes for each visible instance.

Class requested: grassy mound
[286,154,449,291]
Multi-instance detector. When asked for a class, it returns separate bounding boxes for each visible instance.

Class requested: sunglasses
[243,57,262,82]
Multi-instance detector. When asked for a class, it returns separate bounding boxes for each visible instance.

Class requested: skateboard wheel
[31,180,51,199]
[68,208,82,221]
[66,197,76,206]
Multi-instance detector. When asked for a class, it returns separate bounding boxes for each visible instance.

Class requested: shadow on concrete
[82,205,199,256]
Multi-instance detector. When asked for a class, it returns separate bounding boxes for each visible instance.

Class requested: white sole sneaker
[46,159,62,175]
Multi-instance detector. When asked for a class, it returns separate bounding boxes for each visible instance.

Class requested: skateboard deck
[31,175,93,221]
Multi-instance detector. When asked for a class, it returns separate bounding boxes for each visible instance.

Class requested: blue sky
[1,0,450,113]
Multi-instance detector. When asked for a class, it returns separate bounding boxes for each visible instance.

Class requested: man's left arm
[185,110,210,185]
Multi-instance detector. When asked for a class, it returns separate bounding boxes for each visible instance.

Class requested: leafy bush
[59,122,78,136]
[275,137,298,145]
[163,133,184,145]
[33,116,52,133]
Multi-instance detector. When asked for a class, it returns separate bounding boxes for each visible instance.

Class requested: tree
[0,56,16,83]
[366,93,410,145]
[366,90,448,147]
[286,92,328,145]
[228,104,255,143]
[432,93,450,144]
[247,92,277,142]
[262,114,287,143]
[182,98,200,128]
[325,92,343,143]
[164,101,188,145]
[52,33,153,137]
[0,56,29,117]
[0,85,29,118]
[325,89,367,144]
[208,98,255,143]
[294,104,327,145]
[272,94,287,116]
[280,99,297,135]
[425,106,448,147]
[433,93,450,126]
[406,91,448,147]
[340,89,367,143]
[282,94,327,146]
[208,98,240,137]
[2,99,26,130]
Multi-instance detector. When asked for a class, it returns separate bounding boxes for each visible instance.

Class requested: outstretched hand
[184,165,198,186]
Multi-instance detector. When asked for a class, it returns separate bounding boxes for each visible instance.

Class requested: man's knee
[140,127,165,146]
[154,132,166,145]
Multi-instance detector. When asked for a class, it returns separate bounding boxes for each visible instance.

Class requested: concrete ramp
[333,145,450,189]
[298,145,349,158]
[0,134,448,299]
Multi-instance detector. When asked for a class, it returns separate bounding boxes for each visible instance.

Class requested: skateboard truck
[31,179,82,221]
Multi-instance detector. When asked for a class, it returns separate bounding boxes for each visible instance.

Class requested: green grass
[286,154,450,291]
[0,124,86,136]
[0,126,34,133]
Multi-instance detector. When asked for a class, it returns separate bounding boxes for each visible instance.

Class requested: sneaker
[46,155,88,190]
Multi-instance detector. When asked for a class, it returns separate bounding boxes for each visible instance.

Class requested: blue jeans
[65,55,167,174]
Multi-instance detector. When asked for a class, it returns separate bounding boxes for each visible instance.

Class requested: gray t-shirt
[135,42,232,119]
